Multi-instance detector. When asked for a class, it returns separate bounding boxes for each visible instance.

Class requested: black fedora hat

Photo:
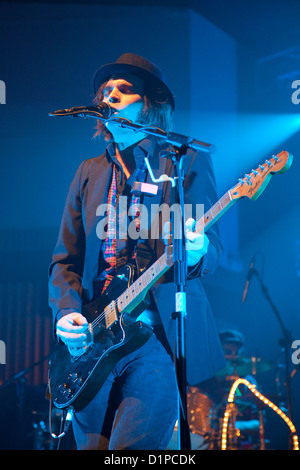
[93,52,175,110]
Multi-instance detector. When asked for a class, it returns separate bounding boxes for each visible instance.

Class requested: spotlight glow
[186,110,300,193]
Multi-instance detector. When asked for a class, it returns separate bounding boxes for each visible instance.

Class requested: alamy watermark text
[0,80,6,104]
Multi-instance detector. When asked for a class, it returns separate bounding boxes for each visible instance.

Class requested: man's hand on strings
[185,218,209,267]
[56,312,88,357]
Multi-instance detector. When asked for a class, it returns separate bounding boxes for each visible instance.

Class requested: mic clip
[144,156,176,187]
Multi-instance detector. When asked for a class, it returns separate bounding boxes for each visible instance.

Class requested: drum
[187,386,214,436]
[168,386,215,450]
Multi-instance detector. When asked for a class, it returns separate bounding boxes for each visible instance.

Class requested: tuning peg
[244,174,252,186]
[259,164,265,171]
[238,178,245,185]
[265,159,272,167]
[251,169,258,176]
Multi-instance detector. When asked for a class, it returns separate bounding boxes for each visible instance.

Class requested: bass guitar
[48,150,293,411]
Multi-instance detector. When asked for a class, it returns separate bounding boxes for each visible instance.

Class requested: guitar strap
[135,146,196,275]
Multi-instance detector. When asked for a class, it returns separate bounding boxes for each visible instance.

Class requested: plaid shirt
[96,157,147,295]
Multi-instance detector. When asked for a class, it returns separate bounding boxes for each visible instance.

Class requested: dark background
[0,0,300,450]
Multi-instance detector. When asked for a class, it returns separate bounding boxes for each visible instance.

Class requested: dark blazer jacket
[48,138,226,385]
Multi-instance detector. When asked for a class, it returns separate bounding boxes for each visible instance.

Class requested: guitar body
[48,264,153,411]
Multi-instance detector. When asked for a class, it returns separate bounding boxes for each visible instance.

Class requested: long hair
[93,78,174,141]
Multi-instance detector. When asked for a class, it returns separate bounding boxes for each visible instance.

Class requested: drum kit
[168,353,290,450]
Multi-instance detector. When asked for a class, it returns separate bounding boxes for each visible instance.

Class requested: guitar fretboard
[195,190,234,234]
[117,252,171,313]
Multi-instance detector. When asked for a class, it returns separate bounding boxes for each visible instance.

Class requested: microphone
[242,256,256,303]
[49,102,112,119]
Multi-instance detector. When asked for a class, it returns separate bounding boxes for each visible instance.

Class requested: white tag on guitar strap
[132,181,158,196]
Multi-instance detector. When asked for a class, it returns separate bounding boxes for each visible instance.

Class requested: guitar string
[195,190,232,234]
[79,254,168,337]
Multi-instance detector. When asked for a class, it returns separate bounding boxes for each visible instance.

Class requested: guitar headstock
[230,151,293,201]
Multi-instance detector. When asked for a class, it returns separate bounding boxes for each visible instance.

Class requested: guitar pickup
[104,301,119,329]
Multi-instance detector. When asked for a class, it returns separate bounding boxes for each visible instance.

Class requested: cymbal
[216,355,275,377]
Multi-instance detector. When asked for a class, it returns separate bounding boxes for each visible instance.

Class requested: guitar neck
[195,190,236,234]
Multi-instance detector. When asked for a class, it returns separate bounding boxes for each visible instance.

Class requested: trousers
[72,333,178,450]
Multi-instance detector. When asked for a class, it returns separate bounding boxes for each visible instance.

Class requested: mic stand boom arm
[49,109,215,153]
[106,117,216,154]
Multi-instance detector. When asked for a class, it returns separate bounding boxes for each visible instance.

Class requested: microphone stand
[169,145,191,451]
[251,268,294,447]
[106,118,213,450]
[49,109,216,450]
